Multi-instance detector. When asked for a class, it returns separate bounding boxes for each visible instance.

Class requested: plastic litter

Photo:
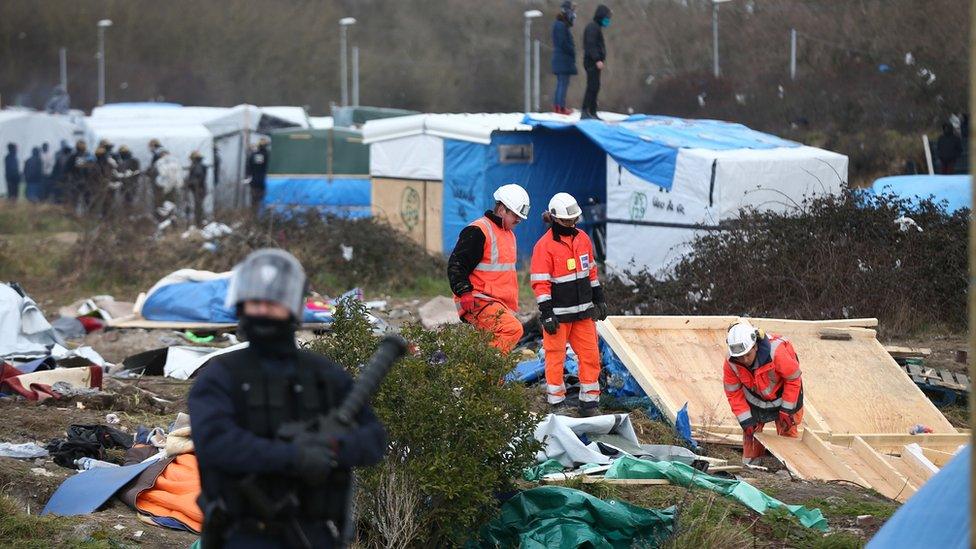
[473,486,675,548]
[605,455,827,531]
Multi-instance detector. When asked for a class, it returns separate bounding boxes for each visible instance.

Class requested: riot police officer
[189,249,388,548]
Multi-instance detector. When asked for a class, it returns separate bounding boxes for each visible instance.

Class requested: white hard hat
[727,321,759,357]
[493,184,530,219]
[548,192,582,220]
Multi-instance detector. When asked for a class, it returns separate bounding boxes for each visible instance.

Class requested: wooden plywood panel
[424,180,443,255]
[884,454,932,489]
[839,436,916,502]
[599,316,956,436]
[756,431,866,484]
[826,433,970,454]
[371,178,427,248]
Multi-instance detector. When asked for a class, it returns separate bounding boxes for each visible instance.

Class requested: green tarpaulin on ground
[473,486,675,548]
[522,459,565,481]
[605,455,828,531]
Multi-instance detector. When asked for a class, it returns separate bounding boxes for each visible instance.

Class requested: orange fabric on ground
[543,318,601,404]
[135,453,203,533]
[742,408,804,460]
[464,299,523,353]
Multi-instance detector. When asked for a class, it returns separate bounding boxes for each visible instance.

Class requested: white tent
[605,146,848,274]
[87,103,302,212]
[0,110,84,192]
[365,112,848,274]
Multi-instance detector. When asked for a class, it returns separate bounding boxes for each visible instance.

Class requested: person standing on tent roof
[723,320,804,465]
[448,184,530,353]
[581,4,611,120]
[551,1,578,115]
[531,193,608,416]
[189,248,387,547]
[246,137,270,215]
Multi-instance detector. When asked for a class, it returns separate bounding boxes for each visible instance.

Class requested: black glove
[540,314,559,335]
[294,435,337,478]
[591,301,609,321]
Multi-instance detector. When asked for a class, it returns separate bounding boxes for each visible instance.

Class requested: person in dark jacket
[117,145,141,206]
[936,122,963,174]
[66,140,94,211]
[186,151,208,226]
[551,1,578,114]
[246,138,270,215]
[50,140,72,203]
[581,4,612,119]
[23,147,44,203]
[189,249,387,548]
[4,143,20,202]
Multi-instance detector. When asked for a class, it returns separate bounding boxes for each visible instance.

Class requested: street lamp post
[712,0,732,78]
[339,17,357,107]
[96,19,112,106]
[523,10,542,112]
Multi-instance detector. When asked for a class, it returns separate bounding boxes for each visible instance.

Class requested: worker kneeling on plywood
[723,320,804,465]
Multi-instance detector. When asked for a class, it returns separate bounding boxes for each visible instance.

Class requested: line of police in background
[3,137,272,224]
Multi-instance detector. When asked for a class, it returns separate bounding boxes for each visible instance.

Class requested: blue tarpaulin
[264,176,371,218]
[522,114,799,191]
[441,130,606,261]
[871,174,971,213]
[868,445,970,548]
[142,279,348,323]
[42,459,160,516]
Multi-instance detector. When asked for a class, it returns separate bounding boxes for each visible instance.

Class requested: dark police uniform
[189,341,387,548]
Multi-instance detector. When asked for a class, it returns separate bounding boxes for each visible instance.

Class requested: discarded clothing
[51,381,100,398]
[0,364,103,401]
[43,457,161,516]
[605,455,827,531]
[12,356,57,374]
[50,344,107,367]
[534,413,641,467]
[75,457,120,470]
[134,454,203,533]
[51,316,86,340]
[473,486,674,548]
[0,283,63,359]
[164,413,194,457]
[0,441,49,459]
[46,424,133,468]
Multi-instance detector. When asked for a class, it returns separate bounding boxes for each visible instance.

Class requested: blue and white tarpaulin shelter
[364,112,847,274]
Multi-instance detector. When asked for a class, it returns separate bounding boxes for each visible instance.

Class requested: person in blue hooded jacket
[582,4,612,119]
[551,1,577,114]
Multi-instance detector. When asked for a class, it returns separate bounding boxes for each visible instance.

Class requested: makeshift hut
[364,113,848,272]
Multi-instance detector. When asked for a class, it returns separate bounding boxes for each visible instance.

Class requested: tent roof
[260,106,310,128]
[362,112,629,145]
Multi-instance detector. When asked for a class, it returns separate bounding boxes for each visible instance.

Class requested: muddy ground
[0,291,965,547]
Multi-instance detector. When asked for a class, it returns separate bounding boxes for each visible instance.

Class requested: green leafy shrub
[308,300,541,547]
[606,190,967,336]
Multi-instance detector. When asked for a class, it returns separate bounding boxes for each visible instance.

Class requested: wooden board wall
[598,316,956,435]
[371,177,444,255]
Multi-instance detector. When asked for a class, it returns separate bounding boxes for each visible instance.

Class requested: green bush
[308,300,541,547]
[606,190,967,336]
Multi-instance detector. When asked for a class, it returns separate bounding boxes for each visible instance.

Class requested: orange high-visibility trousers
[742,408,804,462]
[543,318,600,405]
[464,300,523,353]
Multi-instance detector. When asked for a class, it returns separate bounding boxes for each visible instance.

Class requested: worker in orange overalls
[448,184,530,353]
[530,193,608,416]
[723,320,804,465]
